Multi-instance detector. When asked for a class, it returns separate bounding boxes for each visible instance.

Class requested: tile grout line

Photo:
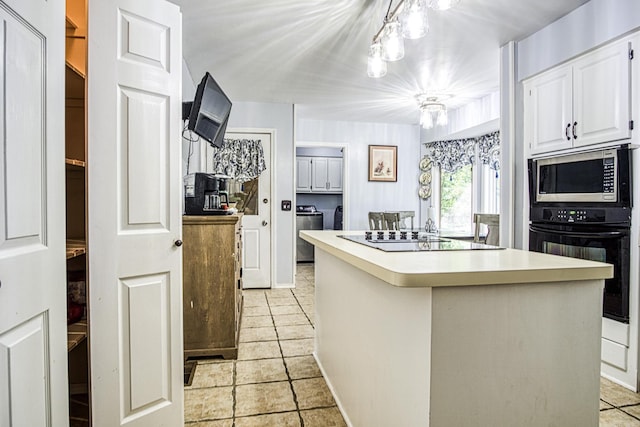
[272,289,306,426]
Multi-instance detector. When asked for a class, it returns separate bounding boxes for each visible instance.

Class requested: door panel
[119,87,169,229]
[573,39,631,147]
[0,314,49,427]
[524,66,572,155]
[88,0,183,425]
[120,273,170,418]
[0,0,67,426]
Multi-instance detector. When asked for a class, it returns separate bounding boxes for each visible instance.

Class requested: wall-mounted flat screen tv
[186,72,232,148]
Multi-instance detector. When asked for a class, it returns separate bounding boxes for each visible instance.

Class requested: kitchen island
[300,230,613,427]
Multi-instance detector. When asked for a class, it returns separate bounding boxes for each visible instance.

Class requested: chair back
[368,212,385,230]
[473,213,500,246]
[383,212,401,230]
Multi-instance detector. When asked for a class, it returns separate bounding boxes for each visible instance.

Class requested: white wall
[296,119,421,231]
[518,0,640,81]
[182,60,197,175]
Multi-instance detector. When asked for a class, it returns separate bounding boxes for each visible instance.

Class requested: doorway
[294,142,349,265]
[202,128,275,289]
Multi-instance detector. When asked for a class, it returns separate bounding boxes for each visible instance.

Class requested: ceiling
[171,0,589,125]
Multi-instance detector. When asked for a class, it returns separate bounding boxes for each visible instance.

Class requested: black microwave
[528,145,632,208]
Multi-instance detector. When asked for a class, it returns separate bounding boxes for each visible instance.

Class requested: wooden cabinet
[297,156,343,193]
[524,37,633,155]
[183,215,243,359]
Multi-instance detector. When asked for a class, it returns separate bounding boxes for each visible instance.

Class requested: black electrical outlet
[281,200,292,211]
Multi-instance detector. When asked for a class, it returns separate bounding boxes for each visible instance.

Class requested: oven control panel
[556,209,590,222]
[531,206,631,225]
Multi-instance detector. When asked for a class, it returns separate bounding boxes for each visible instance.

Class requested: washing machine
[296,205,324,262]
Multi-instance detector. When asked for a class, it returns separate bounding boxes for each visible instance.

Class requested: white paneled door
[202,129,273,288]
[231,130,272,289]
[88,0,184,426]
[0,0,68,426]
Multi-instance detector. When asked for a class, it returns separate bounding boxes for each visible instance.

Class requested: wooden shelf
[66,239,86,259]
[65,15,79,30]
[66,158,86,168]
[65,58,85,80]
[67,319,87,352]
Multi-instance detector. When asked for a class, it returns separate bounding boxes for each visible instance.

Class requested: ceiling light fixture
[367,0,458,78]
[417,94,448,129]
[428,0,460,11]
[367,42,387,78]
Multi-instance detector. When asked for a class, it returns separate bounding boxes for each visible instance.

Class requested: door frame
[201,127,276,287]
[294,140,350,261]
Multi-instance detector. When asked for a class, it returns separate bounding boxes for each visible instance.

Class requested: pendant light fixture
[417,94,448,129]
[400,0,429,39]
[380,20,405,61]
[429,0,460,11]
[367,0,459,78]
[367,42,387,78]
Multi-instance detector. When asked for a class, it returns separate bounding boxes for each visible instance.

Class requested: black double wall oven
[528,145,632,323]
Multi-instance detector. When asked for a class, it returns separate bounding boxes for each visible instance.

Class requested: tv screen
[187,72,232,148]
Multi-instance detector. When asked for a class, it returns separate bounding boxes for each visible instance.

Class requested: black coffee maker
[184,173,230,215]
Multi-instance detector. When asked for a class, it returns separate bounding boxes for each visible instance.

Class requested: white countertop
[300,230,613,287]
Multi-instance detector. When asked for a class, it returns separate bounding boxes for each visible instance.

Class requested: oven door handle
[530,225,626,238]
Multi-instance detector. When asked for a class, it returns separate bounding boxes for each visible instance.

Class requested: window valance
[209,138,267,183]
[423,130,500,173]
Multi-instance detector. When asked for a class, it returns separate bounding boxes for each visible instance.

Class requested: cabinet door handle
[326,182,329,189]
[572,121,578,139]
[565,123,571,141]
[174,239,183,247]
[262,220,268,226]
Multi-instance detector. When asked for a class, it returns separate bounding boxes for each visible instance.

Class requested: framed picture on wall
[368,145,397,182]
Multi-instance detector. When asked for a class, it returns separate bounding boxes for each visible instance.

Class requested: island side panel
[314,249,433,427]
[429,280,603,427]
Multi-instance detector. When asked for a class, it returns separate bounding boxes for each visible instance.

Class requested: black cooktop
[339,233,504,252]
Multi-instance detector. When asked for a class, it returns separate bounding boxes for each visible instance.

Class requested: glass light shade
[429,0,460,11]
[436,108,448,126]
[381,21,404,61]
[367,42,387,78]
[400,0,429,39]
[420,109,434,129]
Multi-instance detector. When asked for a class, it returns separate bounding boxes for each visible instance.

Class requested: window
[425,131,500,236]
[440,165,473,235]
[439,164,499,235]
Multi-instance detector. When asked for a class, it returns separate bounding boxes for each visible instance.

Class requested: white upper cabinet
[296,157,312,192]
[326,157,343,192]
[296,156,343,193]
[525,38,633,156]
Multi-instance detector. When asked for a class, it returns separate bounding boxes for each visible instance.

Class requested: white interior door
[0,0,68,426]
[88,0,184,425]
[230,130,272,289]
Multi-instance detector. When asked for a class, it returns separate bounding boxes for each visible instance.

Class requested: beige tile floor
[185,263,640,426]
[184,264,347,427]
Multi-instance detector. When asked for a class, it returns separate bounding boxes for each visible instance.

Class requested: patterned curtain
[477,131,500,171]
[209,138,266,183]
[424,130,500,173]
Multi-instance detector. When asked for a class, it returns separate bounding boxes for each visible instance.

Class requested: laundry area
[295,146,344,262]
